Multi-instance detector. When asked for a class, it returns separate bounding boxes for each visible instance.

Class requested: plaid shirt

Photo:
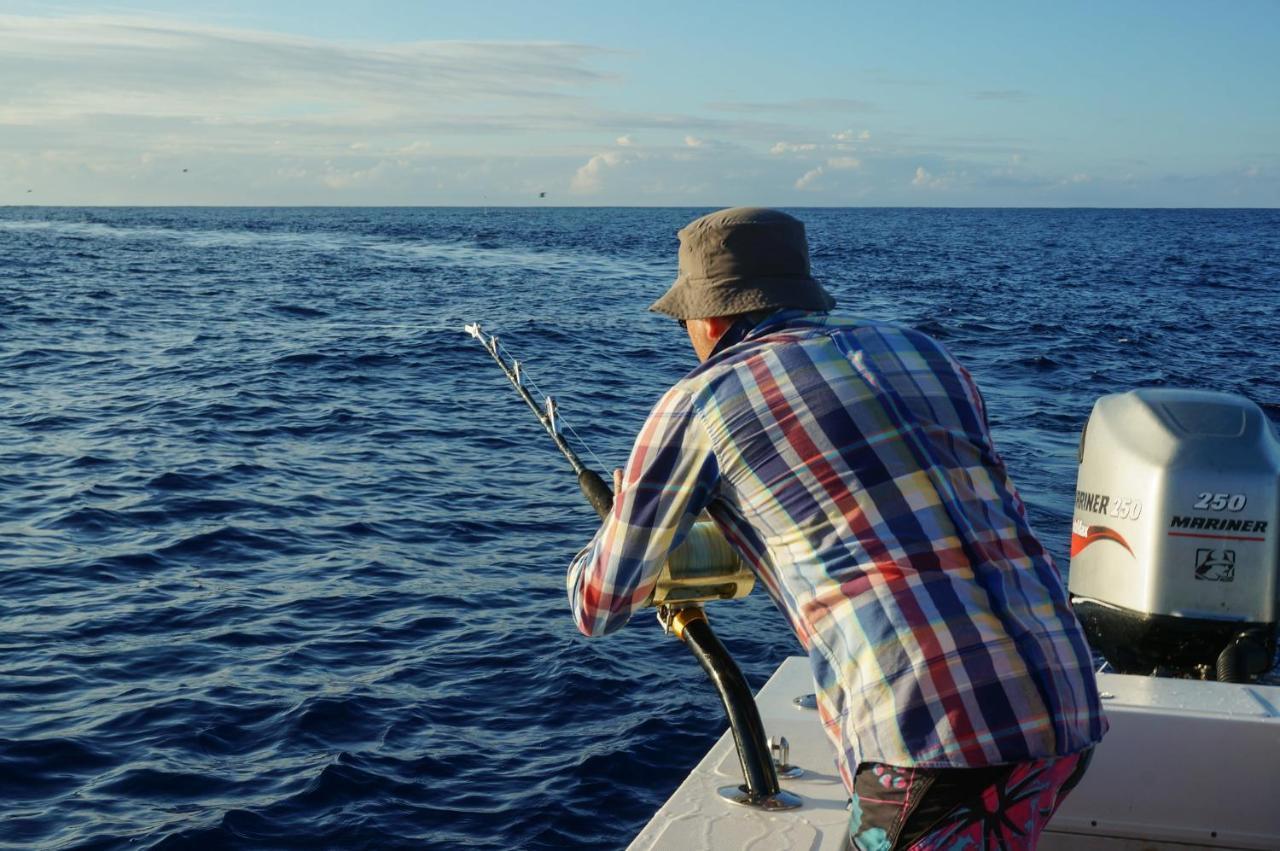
[567,311,1106,789]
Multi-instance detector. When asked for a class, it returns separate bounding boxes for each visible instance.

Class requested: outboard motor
[1068,388,1280,681]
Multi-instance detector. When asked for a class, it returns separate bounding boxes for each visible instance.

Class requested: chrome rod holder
[770,735,803,779]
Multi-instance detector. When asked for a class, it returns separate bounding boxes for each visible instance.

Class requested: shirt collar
[705,309,832,359]
[744,308,829,337]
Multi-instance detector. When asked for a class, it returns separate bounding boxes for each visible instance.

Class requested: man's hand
[613,468,623,495]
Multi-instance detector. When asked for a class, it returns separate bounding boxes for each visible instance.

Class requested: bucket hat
[649,207,836,320]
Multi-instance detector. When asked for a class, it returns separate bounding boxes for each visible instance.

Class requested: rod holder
[660,605,802,811]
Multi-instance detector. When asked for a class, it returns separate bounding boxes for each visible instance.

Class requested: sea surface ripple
[2,207,1278,849]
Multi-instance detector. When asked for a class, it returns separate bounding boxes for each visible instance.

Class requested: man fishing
[566,207,1106,850]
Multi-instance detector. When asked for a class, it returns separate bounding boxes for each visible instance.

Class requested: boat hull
[632,657,1280,850]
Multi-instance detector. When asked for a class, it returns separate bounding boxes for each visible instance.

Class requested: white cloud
[775,133,868,158]
[832,129,871,142]
[320,160,395,189]
[911,166,950,189]
[795,166,825,190]
[5,14,1257,206]
[570,150,628,193]
[770,141,818,155]
[0,14,611,136]
[395,140,432,156]
[1,14,915,204]
[795,155,861,190]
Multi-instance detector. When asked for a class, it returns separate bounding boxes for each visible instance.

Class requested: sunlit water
[2,207,1278,849]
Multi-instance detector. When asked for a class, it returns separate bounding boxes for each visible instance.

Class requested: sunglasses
[677,319,687,329]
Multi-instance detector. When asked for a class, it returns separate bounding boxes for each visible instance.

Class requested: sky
[2,1,1277,206]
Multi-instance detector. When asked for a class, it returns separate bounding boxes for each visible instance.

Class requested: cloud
[773,131,871,157]
[394,140,432,156]
[5,25,795,154]
[795,166,825,191]
[10,14,1263,207]
[0,12,830,203]
[794,156,861,191]
[570,150,629,193]
[979,172,1055,190]
[770,141,818,155]
[0,14,613,134]
[321,160,394,189]
[911,166,950,189]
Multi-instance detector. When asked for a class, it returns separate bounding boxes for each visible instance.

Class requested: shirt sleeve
[566,385,720,636]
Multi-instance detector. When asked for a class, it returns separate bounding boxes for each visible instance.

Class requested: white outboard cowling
[1068,388,1280,681]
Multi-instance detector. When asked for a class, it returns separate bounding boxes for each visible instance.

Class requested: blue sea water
[2,206,1278,850]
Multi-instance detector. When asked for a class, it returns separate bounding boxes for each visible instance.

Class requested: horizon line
[4,204,1278,211]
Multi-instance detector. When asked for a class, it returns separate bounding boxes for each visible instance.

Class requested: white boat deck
[630,657,1280,851]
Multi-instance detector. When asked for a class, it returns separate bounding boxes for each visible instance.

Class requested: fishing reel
[646,520,755,608]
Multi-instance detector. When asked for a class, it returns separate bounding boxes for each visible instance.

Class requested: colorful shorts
[844,750,1092,850]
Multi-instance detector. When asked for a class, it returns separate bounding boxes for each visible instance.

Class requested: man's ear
[703,315,736,342]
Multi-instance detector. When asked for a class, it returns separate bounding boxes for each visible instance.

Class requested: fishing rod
[463,321,800,811]
[464,322,613,520]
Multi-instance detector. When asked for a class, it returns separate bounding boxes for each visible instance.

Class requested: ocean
[2,207,1278,849]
